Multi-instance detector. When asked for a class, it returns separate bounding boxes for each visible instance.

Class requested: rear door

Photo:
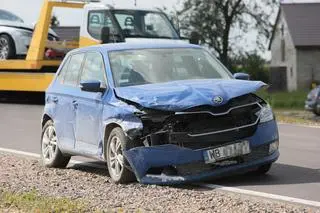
[52,53,85,152]
[74,51,107,155]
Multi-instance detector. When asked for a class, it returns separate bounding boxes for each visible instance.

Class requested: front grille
[172,104,260,136]
[169,126,257,150]
[165,94,262,150]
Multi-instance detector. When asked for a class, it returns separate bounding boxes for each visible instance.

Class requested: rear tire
[253,163,272,175]
[0,34,16,60]
[41,120,71,168]
[313,104,320,116]
[106,127,136,184]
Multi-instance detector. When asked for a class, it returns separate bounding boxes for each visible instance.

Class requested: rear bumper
[124,120,279,185]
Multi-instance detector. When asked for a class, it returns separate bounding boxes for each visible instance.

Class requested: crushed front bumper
[124,120,279,185]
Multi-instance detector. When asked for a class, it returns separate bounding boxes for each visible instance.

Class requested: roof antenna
[134,0,137,6]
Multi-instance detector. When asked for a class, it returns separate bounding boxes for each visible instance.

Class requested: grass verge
[256,90,308,110]
[274,110,320,126]
[0,189,88,213]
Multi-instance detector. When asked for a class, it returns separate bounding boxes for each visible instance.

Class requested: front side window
[88,11,117,40]
[80,52,106,87]
[109,48,232,87]
[63,53,85,86]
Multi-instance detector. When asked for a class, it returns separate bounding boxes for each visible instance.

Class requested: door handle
[72,100,78,109]
[52,96,58,103]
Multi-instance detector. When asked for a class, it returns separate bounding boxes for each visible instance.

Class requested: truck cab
[80,4,183,47]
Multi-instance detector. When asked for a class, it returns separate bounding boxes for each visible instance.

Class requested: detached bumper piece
[124,121,279,185]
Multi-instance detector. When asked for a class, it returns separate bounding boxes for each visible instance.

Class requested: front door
[74,52,107,155]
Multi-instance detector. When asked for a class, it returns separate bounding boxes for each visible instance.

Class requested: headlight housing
[19,30,33,37]
[256,104,274,123]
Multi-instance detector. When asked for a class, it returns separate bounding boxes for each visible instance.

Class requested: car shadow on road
[0,91,44,105]
[207,163,320,186]
[67,161,110,177]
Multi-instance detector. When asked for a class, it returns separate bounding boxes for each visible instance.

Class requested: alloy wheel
[108,136,124,178]
[42,125,58,163]
[0,37,9,60]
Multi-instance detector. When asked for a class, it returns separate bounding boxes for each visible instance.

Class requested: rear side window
[57,56,71,83]
[63,53,85,86]
[80,52,106,87]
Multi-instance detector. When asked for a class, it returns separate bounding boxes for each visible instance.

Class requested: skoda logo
[213,96,223,104]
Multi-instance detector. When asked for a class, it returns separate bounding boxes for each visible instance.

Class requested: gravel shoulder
[275,110,320,126]
[0,153,319,213]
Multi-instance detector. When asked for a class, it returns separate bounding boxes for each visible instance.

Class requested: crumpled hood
[114,79,267,111]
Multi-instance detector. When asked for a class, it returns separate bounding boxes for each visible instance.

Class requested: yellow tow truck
[0,0,189,93]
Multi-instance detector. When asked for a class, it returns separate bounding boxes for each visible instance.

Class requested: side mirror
[189,31,200,45]
[101,26,110,44]
[233,72,250,80]
[80,80,105,93]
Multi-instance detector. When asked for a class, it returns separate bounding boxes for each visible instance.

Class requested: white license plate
[203,141,251,164]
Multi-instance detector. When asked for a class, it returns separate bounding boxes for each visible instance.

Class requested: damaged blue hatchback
[41,42,279,184]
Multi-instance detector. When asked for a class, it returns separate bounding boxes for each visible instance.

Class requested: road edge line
[0,147,106,169]
[199,183,320,208]
[0,147,40,158]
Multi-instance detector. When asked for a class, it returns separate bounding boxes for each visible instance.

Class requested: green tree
[50,15,60,27]
[178,0,278,67]
[232,52,269,83]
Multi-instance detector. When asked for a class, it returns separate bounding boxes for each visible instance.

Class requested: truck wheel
[41,120,71,168]
[106,127,136,184]
[0,34,15,60]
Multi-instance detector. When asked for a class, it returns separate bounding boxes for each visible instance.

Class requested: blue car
[41,42,279,184]
[305,86,320,116]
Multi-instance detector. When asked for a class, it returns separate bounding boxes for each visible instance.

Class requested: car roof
[69,42,202,55]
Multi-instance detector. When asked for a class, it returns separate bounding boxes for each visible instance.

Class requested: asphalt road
[0,103,319,202]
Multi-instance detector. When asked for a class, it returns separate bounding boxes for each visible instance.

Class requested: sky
[8,0,318,59]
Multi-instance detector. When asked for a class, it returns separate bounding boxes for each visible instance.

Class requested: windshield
[109,48,232,87]
[112,10,179,39]
[0,9,24,23]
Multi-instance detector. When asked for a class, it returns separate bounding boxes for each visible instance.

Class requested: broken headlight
[257,104,274,123]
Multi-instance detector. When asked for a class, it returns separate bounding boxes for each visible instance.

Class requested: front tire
[41,120,70,168]
[0,34,15,60]
[253,163,272,175]
[313,104,320,116]
[106,127,136,184]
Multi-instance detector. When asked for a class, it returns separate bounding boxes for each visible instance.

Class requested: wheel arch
[42,113,53,128]
[102,122,122,159]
